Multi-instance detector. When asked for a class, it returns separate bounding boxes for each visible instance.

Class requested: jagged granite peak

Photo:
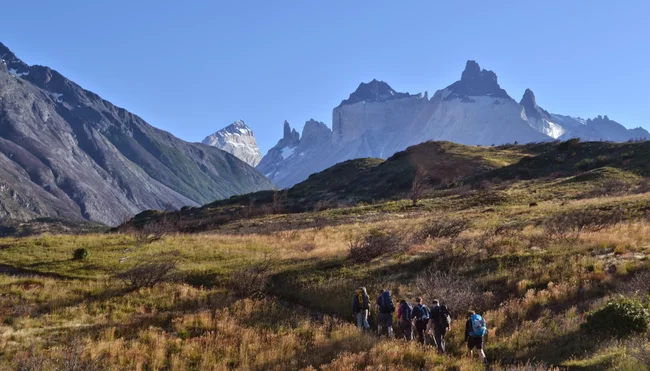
[443,60,511,100]
[520,88,552,121]
[339,79,417,106]
[301,119,332,146]
[201,120,263,167]
[278,120,300,148]
[0,41,274,225]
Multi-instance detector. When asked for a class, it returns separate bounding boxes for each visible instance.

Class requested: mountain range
[254,60,649,188]
[0,42,274,226]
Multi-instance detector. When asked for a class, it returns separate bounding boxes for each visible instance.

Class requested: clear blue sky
[3,0,649,153]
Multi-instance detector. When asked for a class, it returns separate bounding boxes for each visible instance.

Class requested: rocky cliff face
[258,60,648,188]
[0,41,274,226]
[202,120,263,167]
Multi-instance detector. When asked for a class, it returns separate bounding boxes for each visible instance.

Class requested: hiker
[429,300,451,353]
[352,287,370,331]
[397,299,413,341]
[465,310,488,364]
[412,297,430,345]
[375,289,395,338]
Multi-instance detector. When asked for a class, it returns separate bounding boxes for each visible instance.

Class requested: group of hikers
[353,287,488,363]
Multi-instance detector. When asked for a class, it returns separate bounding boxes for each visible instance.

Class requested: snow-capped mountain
[202,120,263,167]
[257,60,648,188]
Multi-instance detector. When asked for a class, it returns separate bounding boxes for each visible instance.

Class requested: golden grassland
[1,192,650,370]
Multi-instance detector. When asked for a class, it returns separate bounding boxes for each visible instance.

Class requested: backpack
[400,302,413,321]
[380,291,395,313]
[440,305,452,328]
[470,314,487,337]
[356,289,364,306]
[413,304,430,322]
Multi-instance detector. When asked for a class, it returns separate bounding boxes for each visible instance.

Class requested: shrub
[544,208,623,240]
[413,218,470,243]
[229,256,274,298]
[115,252,179,289]
[583,297,650,338]
[72,248,89,260]
[348,228,406,263]
[415,270,485,313]
[130,221,168,245]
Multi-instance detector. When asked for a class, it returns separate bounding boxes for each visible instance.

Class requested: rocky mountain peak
[339,79,414,106]
[281,121,300,147]
[444,60,510,100]
[520,88,551,121]
[301,119,332,147]
[202,120,262,167]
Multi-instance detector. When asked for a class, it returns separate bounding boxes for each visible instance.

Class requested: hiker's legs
[434,327,445,353]
[399,321,412,341]
[356,312,362,329]
[415,321,427,345]
[362,310,370,330]
[378,313,393,337]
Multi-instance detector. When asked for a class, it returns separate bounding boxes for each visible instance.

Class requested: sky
[2,0,649,154]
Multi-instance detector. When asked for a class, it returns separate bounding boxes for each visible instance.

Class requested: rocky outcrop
[259,60,648,188]
[0,41,274,226]
[202,120,263,167]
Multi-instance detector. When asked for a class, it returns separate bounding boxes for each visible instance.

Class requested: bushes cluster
[348,228,406,263]
[583,297,650,338]
[544,208,623,240]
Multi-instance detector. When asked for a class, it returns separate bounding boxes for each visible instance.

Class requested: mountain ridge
[255,60,648,188]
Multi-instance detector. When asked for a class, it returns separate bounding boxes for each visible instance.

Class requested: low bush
[228,256,274,298]
[115,252,179,289]
[413,218,470,243]
[348,228,406,263]
[583,297,650,338]
[72,248,88,260]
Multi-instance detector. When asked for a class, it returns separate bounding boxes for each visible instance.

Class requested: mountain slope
[202,120,263,167]
[0,42,274,226]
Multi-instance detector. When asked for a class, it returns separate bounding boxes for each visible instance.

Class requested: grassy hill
[1,139,649,369]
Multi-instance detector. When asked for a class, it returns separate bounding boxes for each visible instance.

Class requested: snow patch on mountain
[202,120,263,167]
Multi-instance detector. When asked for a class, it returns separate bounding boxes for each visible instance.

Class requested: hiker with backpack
[375,289,395,338]
[465,311,488,364]
[397,299,413,341]
[352,287,370,331]
[411,297,430,345]
[429,300,452,353]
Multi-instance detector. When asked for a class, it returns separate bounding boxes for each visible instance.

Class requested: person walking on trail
[429,300,451,353]
[412,297,430,345]
[465,310,488,364]
[352,287,370,331]
[397,299,413,341]
[375,289,395,338]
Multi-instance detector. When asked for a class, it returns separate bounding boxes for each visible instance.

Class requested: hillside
[131,139,650,233]
[0,42,274,226]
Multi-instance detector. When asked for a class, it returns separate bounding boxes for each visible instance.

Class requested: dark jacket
[412,304,430,322]
[352,292,370,314]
